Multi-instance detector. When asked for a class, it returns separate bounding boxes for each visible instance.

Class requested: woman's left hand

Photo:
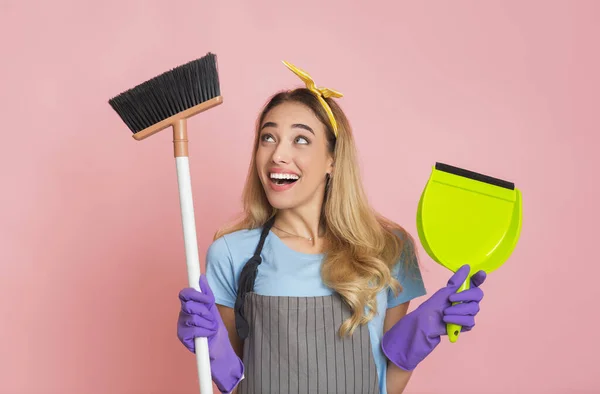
[381,264,486,371]
[442,267,486,332]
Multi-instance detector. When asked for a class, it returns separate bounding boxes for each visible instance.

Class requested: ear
[326,156,334,175]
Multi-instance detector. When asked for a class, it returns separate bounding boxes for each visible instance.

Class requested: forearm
[214,305,245,393]
[386,361,413,394]
[226,332,244,394]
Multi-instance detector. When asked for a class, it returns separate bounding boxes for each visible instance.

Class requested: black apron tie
[234,216,275,339]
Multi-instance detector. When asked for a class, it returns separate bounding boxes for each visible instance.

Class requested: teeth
[270,173,299,180]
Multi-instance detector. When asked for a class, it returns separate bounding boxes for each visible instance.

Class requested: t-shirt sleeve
[387,234,427,309]
[205,236,238,308]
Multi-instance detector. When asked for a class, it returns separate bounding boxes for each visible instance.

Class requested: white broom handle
[176,156,214,394]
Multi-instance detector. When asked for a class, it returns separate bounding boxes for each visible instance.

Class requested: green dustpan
[416,162,523,343]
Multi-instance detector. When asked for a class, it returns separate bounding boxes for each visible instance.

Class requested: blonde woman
[177,62,486,394]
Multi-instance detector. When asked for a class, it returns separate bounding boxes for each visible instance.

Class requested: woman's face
[255,101,334,211]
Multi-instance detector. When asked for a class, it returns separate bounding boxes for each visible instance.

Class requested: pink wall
[1,1,598,393]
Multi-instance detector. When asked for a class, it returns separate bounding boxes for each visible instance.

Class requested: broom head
[108,52,222,140]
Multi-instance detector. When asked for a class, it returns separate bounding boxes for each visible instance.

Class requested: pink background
[1,1,598,393]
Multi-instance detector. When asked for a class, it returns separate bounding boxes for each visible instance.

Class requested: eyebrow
[260,122,315,135]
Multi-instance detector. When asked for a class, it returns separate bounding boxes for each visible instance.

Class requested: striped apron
[234,219,380,394]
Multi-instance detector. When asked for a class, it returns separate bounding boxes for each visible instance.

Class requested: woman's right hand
[177,275,220,353]
[177,275,245,393]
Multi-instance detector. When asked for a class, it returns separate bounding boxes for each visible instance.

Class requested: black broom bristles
[108,52,221,134]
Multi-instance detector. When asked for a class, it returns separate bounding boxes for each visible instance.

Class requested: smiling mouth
[269,173,300,185]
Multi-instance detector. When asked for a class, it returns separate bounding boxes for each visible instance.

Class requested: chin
[264,193,299,210]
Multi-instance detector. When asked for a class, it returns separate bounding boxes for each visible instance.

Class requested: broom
[108,52,223,394]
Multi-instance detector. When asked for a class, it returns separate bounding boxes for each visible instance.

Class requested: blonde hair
[215,88,418,336]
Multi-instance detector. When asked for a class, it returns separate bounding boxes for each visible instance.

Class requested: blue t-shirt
[205,228,427,394]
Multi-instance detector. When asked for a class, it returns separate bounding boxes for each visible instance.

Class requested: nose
[271,141,291,164]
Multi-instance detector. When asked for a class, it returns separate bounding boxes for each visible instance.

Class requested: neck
[274,203,324,241]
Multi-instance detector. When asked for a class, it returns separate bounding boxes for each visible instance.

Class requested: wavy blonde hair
[215,88,418,336]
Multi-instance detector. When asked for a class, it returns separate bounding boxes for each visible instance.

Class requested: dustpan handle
[447,278,470,343]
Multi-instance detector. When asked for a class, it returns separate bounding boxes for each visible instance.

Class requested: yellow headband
[282,60,343,137]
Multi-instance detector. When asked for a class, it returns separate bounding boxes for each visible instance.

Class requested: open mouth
[269,173,300,185]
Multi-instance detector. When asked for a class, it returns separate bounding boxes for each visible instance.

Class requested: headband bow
[282,60,343,137]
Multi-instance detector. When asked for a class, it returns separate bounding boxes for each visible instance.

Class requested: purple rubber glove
[178,275,244,393]
[382,264,486,371]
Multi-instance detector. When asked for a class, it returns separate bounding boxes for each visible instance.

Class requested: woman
[177,61,486,394]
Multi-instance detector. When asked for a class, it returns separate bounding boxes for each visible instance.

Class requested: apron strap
[234,216,275,339]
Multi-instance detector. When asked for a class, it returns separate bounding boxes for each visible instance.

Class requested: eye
[260,133,275,142]
[295,135,310,145]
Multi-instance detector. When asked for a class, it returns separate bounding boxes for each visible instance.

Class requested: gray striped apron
[234,219,380,394]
